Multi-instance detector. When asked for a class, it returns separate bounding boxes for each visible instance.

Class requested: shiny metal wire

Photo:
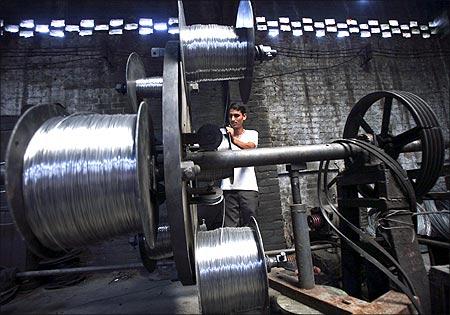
[181,24,248,82]
[136,77,163,97]
[23,114,142,250]
[196,227,267,314]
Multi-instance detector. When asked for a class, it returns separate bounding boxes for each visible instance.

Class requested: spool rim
[5,104,68,258]
[236,0,255,104]
[135,100,157,249]
[126,52,146,112]
[249,216,270,312]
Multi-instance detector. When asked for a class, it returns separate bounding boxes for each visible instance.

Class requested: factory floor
[1,265,200,314]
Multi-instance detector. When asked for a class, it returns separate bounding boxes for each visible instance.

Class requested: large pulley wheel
[343,91,444,197]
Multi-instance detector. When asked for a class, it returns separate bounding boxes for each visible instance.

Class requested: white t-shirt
[220,129,259,192]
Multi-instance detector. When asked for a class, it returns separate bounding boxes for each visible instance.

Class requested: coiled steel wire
[195,227,268,314]
[180,24,248,82]
[23,114,142,250]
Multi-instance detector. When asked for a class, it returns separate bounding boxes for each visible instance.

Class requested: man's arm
[231,137,256,149]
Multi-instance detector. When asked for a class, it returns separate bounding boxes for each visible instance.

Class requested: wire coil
[23,114,143,250]
[180,24,248,83]
[195,226,268,314]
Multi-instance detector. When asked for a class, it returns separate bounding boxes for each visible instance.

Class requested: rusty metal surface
[268,268,410,315]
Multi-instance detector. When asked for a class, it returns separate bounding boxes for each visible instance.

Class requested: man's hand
[226,126,234,138]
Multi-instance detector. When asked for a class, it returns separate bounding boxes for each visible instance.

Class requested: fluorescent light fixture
[257,24,267,31]
[80,29,93,36]
[429,21,439,27]
[280,24,291,32]
[139,18,153,27]
[346,19,357,25]
[382,31,392,38]
[400,24,409,30]
[316,29,325,37]
[359,24,369,30]
[124,23,138,30]
[337,30,349,37]
[268,28,279,37]
[337,23,347,29]
[380,24,390,30]
[109,19,123,27]
[388,20,399,27]
[314,22,324,28]
[154,22,167,31]
[109,29,122,35]
[256,16,266,23]
[402,33,411,38]
[291,21,301,28]
[325,18,335,25]
[349,27,359,33]
[0,19,3,27]
[50,29,65,37]
[65,25,80,32]
[371,28,380,34]
[168,26,179,34]
[19,30,34,37]
[5,25,19,33]
[419,25,428,31]
[360,31,371,37]
[267,20,278,27]
[94,24,109,31]
[411,28,420,35]
[327,26,337,32]
[279,17,289,24]
[139,27,153,35]
[35,24,49,33]
[168,17,178,25]
[368,20,379,26]
[51,20,65,28]
[410,21,418,27]
[422,33,430,38]
[392,28,401,34]
[80,19,94,28]
[302,18,313,24]
[20,19,34,29]
[293,29,303,36]
[304,25,314,32]
[431,28,438,35]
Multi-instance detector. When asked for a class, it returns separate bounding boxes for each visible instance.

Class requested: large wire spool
[178,0,255,103]
[5,101,157,257]
[195,217,269,314]
[343,90,444,197]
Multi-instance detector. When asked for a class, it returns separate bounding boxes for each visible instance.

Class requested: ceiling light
[109,19,123,27]
[410,21,418,27]
[109,29,122,35]
[139,27,153,35]
[168,26,179,34]
[268,29,279,37]
[293,29,303,36]
[346,19,357,25]
[279,17,289,24]
[359,24,369,30]
[402,33,411,38]
[422,33,430,38]
[349,27,359,33]
[411,28,420,35]
[267,20,278,27]
[400,24,409,30]
[371,28,380,34]
[304,25,314,32]
[94,24,109,31]
[51,20,65,28]
[316,29,325,37]
[291,21,301,28]
[65,25,80,32]
[391,28,401,34]
[80,30,93,36]
[280,25,291,32]
[50,29,65,37]
[257,24,267,31]
[325,18,335,25]
[124,23,138,30]
[388,20,399,27]
[154,22,167,31]
[168,17,178,25]
[419,25,429,31]
[5,25,19,33]
[302,18,313,24]
[337,23,347,29]
[256,16,266,23]
[19,30,34,37]
[327,26,337,32]
[368,20,379,26]
[380,24,390,30]
[360,31,371,37]
[337,30,349,37]
[382,31,392,38]
[314,22,324,28]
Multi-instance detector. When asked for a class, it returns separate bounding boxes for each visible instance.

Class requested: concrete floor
[2,265,200,314]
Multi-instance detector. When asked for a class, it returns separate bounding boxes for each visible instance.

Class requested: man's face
[229,109,246,129]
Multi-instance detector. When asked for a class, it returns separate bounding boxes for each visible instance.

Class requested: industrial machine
[2,1,448,313]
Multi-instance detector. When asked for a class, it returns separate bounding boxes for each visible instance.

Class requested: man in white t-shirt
[221,103,259,227]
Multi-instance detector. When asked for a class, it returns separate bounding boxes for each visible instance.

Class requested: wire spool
[178,0,255,103]
[5,101,157,257]
[126,52,163,112]
[195,217,269,314]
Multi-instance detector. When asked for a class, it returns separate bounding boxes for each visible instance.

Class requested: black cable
[317,159,423,314]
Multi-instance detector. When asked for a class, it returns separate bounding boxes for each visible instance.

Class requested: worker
[221,103,259,227]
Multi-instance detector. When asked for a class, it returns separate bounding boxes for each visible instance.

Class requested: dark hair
[228,103,246,115]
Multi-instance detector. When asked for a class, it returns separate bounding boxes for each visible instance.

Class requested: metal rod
[15,261,174,278]
[288,164,315,289]
[264,243,334,256]
[187,141,425,170]
[417,237,450,249]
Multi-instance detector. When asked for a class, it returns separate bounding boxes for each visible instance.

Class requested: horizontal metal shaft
[187,141,424,170]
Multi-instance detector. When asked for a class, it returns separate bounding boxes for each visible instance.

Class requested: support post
[287,163,315,289]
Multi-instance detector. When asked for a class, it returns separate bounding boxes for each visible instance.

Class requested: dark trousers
[223,190,259,227]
